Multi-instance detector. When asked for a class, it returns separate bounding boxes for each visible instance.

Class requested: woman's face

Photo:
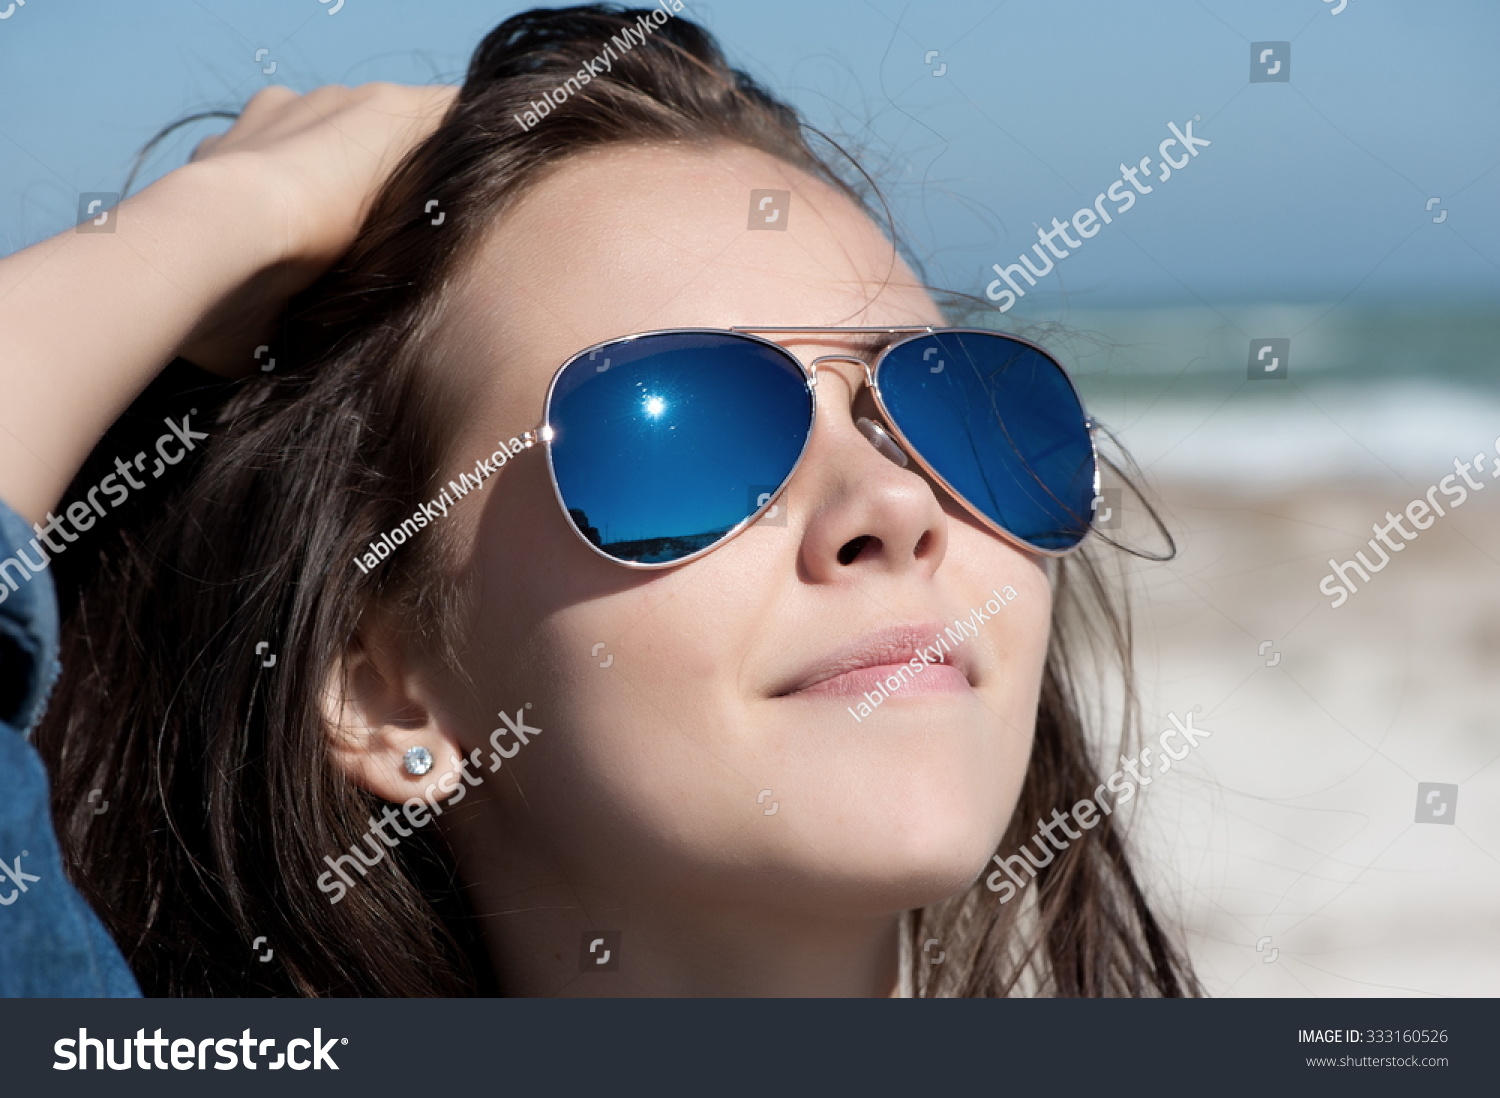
[367,142,1051,984]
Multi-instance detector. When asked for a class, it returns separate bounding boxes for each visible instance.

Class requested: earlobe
[320,629,468,807]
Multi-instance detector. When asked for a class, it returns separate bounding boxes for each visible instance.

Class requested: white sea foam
[1096,382,1500,484]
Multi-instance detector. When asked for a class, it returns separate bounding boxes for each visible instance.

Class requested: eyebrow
[861,331,917,356]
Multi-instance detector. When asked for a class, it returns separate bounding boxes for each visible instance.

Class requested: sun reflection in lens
[643,395,667,418]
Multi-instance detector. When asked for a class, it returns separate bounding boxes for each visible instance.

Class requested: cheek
[448,487,1055,905]
[982,555,1052,708]
[453,529,772,866]
[921,538,1051,840]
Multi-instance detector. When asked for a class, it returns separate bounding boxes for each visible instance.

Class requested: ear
[321,619,470,808]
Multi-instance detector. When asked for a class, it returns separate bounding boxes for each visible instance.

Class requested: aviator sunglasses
[502,327,1100,567]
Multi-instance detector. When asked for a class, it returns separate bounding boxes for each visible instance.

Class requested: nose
[788,354,948,584]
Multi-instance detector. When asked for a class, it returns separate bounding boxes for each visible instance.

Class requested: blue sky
[2,0,1497,308]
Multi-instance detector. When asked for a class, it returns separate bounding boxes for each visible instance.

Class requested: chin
[859,753,1026,904]
[868,806,1012,910]
[754,784,1019,916]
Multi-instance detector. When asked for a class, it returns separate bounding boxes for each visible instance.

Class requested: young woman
[0,5,1193,997]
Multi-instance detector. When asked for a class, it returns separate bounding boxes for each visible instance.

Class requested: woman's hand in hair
[176,82,458,377]
[0,82,455,523]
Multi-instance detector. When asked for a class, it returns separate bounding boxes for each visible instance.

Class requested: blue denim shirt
[0,498,139,996]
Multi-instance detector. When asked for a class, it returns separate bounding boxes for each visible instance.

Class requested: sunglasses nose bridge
[806,354,876,392]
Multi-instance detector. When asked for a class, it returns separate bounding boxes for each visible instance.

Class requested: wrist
[152,156,298,276]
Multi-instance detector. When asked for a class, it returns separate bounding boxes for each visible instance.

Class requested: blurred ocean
[992,302,1500,996]
[996,303,1500,484]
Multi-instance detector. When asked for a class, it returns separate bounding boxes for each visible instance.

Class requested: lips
[773,622,973,699]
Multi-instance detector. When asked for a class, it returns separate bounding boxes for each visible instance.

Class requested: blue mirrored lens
[548,332,812,564]
[877,332,1095,551]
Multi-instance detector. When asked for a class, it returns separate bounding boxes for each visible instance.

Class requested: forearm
[0,159,284,524]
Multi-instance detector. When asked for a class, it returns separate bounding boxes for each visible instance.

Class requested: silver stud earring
[403,745,434,776]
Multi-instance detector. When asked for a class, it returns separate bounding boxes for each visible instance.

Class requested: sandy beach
[1116,476,1500,996]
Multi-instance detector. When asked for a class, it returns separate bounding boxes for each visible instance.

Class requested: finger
[189,134,222,162]
[238,83,301,122]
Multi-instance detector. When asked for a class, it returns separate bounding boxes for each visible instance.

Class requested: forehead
[431,141,941,408]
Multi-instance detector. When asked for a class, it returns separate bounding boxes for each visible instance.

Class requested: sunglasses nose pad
[856,416,909,468]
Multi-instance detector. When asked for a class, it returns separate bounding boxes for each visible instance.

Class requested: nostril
[837,534,877,565]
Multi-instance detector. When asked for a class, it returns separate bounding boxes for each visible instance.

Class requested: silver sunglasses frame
[508,326,1101,569]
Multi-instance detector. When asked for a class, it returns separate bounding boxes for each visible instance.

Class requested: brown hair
[36,4,1196,997]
